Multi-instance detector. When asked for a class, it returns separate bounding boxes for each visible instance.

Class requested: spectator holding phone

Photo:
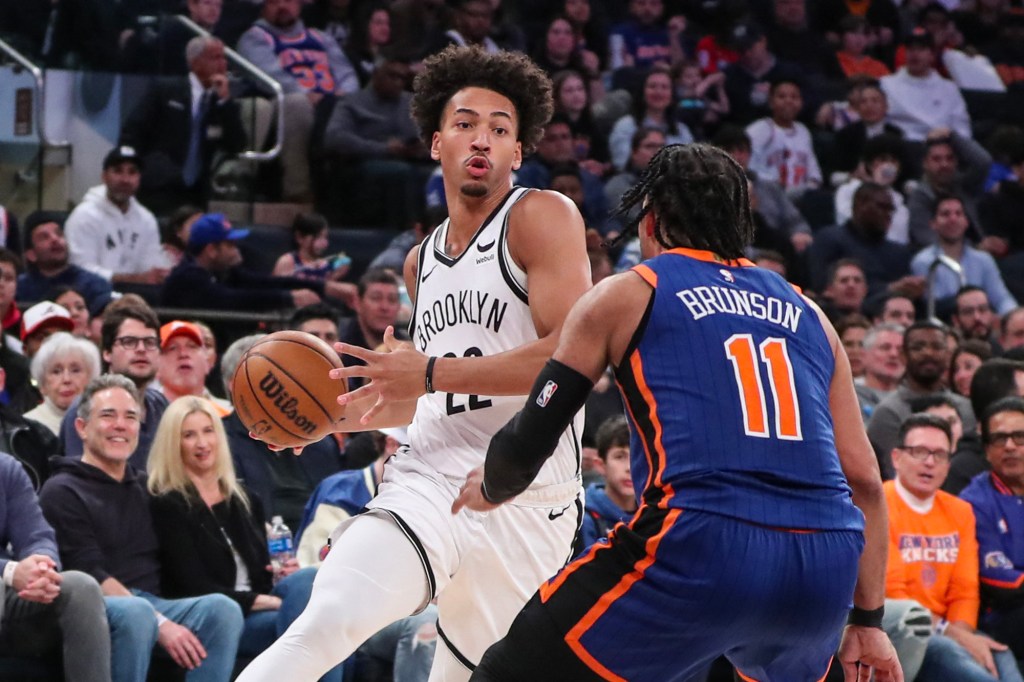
[272,213,350,283]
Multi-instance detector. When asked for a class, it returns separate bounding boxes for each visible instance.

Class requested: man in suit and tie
[120,36,245,216]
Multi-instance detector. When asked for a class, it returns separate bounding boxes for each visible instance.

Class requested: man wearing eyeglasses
[960,397,1024,664]
[885,413,1023,681]
[58,303,168,470]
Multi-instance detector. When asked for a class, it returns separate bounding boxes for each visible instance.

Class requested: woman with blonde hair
[147,397,340,679]
[25,331,101,434]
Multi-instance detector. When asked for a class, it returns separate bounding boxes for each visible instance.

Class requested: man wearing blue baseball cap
[160,213,350,311]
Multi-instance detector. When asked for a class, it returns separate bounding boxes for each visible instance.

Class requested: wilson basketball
[231,330,346,449]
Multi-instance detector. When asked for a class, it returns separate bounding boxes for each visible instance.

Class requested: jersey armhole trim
[497,188,531,304]
[632,263,657,287]
[616,282,656,369]
[407,239,432,339]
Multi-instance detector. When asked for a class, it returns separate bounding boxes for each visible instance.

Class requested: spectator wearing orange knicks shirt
[885,413,1023,682]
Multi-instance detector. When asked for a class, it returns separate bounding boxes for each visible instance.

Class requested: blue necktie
[182,92,210,187]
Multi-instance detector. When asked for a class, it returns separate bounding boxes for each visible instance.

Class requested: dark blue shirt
[17,264,113,310]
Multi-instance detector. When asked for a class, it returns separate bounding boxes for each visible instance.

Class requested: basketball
[231,330,346,449]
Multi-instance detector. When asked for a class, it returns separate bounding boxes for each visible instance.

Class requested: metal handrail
[0,37,69,149]
[171,15,284,162]
[926,253,967,323]
[151,306,292,325]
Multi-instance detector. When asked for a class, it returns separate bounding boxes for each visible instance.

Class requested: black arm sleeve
[482,359,594,504]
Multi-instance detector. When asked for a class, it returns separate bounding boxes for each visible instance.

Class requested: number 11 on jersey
[725,334,803,441]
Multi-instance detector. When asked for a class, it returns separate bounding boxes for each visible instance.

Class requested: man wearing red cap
[155,321,231,415]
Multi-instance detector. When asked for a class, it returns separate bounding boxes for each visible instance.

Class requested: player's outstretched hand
[452,466,502,515]
[838,625,904,682]
[331,327,423,425]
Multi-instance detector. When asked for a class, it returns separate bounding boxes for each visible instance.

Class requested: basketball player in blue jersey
[237,46,591,682]
[454,143,904,682]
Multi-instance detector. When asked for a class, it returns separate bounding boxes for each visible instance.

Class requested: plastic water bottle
[267,516,294,584]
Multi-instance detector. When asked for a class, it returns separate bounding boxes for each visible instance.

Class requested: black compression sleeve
[482,359,594,504]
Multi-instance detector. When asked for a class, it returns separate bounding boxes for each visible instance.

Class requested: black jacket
[151,488,272,616]
[119,76,246,196]
[943,432,989,496]
[39,458,162,594]
[832,122,905,174]
[0,405,60,490]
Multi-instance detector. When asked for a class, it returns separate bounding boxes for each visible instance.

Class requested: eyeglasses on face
[986,431,1024,448]
[114,335,159,350]
[896,445,951,463]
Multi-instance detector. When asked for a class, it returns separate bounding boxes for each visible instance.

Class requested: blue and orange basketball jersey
[618,247,864,533]
[257,27,337,95]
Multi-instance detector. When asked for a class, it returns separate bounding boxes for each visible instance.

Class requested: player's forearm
[431,333,559,397]
[482,359,593,503]
[851,479,889,609]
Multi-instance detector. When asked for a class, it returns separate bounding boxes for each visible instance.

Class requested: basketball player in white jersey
[237,45,591,681]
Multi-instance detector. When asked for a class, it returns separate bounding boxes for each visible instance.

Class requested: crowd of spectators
[2,0,1024,680]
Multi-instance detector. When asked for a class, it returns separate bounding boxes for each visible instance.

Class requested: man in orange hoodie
[886,413,1022,681]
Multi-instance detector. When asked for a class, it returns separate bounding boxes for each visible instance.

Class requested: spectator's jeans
[882,598,932,682]
[0,570,110,682]
[105,590,243,682]
[358,603,439,682]
[918,631,1024,682]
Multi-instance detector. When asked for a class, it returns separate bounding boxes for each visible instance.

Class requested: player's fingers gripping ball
[232,331,347,449]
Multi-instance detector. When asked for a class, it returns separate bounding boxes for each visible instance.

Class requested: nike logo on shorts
[548,504,571,521]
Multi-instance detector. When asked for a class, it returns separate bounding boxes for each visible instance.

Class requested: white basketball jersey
[407,187,582,488]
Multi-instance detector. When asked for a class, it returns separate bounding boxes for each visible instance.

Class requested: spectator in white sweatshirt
[880,30,971,143]
[63,147,170,285]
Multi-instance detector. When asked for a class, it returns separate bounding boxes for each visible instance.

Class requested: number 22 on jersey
[725,334,803,441]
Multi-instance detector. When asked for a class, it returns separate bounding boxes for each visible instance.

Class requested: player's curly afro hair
[618,143,755,260]
[411,45,554,155]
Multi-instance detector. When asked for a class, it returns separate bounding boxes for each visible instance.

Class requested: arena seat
[238,225,402,279]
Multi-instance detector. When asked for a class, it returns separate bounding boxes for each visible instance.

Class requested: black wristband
[848,605,885,629]
[425,356,438,394]
[480,479,500,505]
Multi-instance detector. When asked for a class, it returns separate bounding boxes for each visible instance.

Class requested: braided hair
[411,45,554,155]
[616,143,754,259]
